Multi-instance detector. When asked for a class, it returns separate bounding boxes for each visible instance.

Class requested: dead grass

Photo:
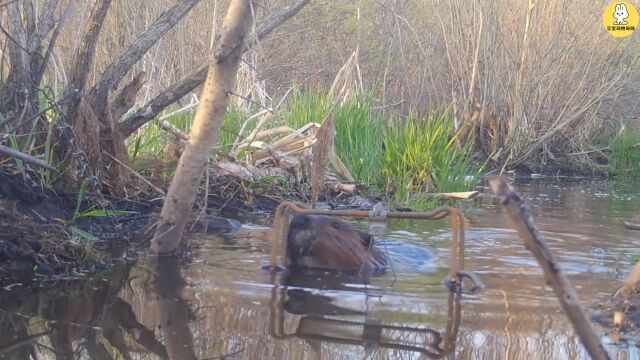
[3,0,639,172]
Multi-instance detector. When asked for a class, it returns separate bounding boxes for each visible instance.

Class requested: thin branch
[0,144,58,172]
[249,0,310,45]
[489,175,610,360]
[117,0,310,137]
[35,0,72,86]
[89,0,201,113]
[104,153,165,196]
[62,0,112,121]
[117,64,208,138]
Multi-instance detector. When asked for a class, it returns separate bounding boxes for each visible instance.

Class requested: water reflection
[2,179,640,359]
[153,257,196,360]
[0,259,167,359]
[271,269,461,358]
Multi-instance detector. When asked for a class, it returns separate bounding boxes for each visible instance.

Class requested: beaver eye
[331,222,341,229]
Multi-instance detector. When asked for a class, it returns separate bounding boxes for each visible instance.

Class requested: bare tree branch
[0,144,58,172]
[118,64,208,138]
[251,0,310,43]
[88,0,201,113]
[22,1,36,43]
[117,0,310,137]
[62,0,112,121]
[34,1,60,46]
[6,2,29,84]
[35,1,72,86]
[110,71,146,122]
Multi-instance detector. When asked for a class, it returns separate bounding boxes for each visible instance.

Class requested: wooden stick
[489,175,610,360]
[104,153,165,196]
[0,144,58,173]
[613,220,640,303]
[425,191,479,200]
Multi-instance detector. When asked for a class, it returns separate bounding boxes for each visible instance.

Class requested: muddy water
[1,179,640,360]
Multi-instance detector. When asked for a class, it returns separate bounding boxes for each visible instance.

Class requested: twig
[566,146,610,156]
[191,159,210,231]
[371,99,405,110]
[228,91,272,112]
[0,331,49,355]
[104,153,166,196]
[489,175,610,360]
[0,144,58,172]
[158,120,189,141]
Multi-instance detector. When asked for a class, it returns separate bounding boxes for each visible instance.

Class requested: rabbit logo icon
[614,3,629,24]
[603,2,638,37]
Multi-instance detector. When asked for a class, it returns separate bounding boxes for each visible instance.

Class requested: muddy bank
[1,173,89,279]
[0,168,360,282]
[0,170,165,280]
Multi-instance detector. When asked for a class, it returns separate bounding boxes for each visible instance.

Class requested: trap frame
[270,201,482,289]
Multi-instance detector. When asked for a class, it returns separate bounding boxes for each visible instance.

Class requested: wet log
[624,221,640,231]
[489,175,610,360]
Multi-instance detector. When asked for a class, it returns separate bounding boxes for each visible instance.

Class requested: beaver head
[286,214,387,271]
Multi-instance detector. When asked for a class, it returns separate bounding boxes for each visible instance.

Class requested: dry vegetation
[1,0,639,188]
[263,0,640,170]
[69,2,640,163]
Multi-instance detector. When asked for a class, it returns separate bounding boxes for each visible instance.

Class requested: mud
[0,171,242,283]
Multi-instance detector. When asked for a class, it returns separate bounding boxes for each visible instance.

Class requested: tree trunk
[0,0,64,142]
[56,0,200,195]
[150,0,255,254]
[55,0,113,192]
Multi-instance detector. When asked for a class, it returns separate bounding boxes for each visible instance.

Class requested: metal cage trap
[269,201,484,292]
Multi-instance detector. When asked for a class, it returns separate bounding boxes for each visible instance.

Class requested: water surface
[1,179,639,359]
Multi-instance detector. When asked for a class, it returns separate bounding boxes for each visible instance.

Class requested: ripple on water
[1,179,639,359]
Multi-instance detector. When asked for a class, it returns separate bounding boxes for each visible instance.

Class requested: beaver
[286,214,388,271]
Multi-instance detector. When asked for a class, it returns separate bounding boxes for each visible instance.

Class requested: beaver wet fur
[286,214,388,271]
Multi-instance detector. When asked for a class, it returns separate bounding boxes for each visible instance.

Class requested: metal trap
[269,201,483,291]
